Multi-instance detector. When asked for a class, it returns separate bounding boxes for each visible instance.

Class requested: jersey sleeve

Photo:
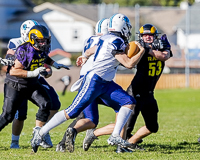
[111,38,126,55]
[7,40,17,51]
[82,36,97,56]
[15,47,27,67]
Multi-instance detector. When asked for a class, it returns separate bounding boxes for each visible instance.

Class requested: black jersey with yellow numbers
[130,48,165,95]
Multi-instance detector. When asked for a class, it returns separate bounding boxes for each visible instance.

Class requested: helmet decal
[31,20,39,25]
[98,18,106,33]
[23,24,27,30]
[109,13,117,28]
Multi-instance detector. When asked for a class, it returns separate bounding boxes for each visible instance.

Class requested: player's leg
[31,73,103,152]
[126,85,141,139]
[56,112,85,152]
[10,100,28,149]
[0,82,26,150]
[98,81,136,148]
[83,112,132,153]
[65,100,98,153]
[29,82,52,152]
[38,77,61,148]
[128,95,159,151]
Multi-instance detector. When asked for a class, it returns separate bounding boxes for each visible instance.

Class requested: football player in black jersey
[125,24,173,150]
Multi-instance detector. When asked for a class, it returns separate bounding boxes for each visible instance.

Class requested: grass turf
[0,88,200,159]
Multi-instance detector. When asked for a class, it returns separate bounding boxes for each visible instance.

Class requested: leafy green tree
[31,0,195,6]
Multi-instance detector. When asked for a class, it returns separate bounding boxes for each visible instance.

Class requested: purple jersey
[6,42,49,85]
[15,42,49,71]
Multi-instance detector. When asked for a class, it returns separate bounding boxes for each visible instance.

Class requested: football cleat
[83,128,98,151]
[31,127,42,153]
[65,127,77,153]
[10,140,20,149]
[116,145,133,153]
[127,143,145,151]
[40,132,53,148]
[56,142,66,152]
[198,137,200,144]
[107,135,132,148]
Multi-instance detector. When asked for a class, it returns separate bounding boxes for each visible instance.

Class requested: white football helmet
[20,20,39,42]
[108,13,132,40]
[95,18,109,35]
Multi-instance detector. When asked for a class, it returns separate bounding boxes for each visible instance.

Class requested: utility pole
[135,4,140,40]
[185,6,190,88]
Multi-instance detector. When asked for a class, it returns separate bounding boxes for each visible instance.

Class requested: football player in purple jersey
[0,24,69,149]
[2,20,61,149]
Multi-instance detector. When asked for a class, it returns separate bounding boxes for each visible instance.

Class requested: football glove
[27,67,46,78]
[0,57,14,66]
[52,62,70,70]
[152,34,171,50]
[40,70,49,77]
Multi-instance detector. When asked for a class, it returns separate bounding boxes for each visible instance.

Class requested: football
[125,41,140,58]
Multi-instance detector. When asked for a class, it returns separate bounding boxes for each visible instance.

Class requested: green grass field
[0,88,200,159]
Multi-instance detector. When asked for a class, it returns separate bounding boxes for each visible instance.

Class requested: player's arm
[6,49,15,55]
[9,59,29,78]
[115,42,145,69]
[85,45,97,58]
[76,45,97,67]
[149,34,172,61]
[45,56,69,70]
[148,49,171,61]
[10,59,46,78]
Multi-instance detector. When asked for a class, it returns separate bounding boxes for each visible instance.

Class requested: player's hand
[76,56,88,67]
[160,34,171,50]
[52,62,70,70]
[0,57,14,66]
[138,39,145,48]
[152,35,171,50]
[40,70,49,77]
[135,41,143,50]
[27,67,46,78]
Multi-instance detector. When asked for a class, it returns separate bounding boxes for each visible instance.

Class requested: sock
[39,110,67,136]
[12,134,20,141]
[112,107,132,137]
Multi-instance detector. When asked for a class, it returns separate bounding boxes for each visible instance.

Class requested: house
[0,0,118,54]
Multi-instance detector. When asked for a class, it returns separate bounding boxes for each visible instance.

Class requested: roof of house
[33,2,97,26]
[175,2,200,33]
[49,48,71,58]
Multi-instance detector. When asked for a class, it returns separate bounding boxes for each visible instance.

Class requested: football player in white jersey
[3,20,61,149]
[31,13,145,153]
[56,18,117,153]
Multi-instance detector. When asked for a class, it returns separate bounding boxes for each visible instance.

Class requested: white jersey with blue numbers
[7,37,24,51]
[91,33,126,81]
[80,35,100,76]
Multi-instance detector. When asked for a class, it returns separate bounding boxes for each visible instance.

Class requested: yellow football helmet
[28,25,51,51]
[138,24,159,39]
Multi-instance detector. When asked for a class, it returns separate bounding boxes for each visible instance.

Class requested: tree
[31,0,194,6]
